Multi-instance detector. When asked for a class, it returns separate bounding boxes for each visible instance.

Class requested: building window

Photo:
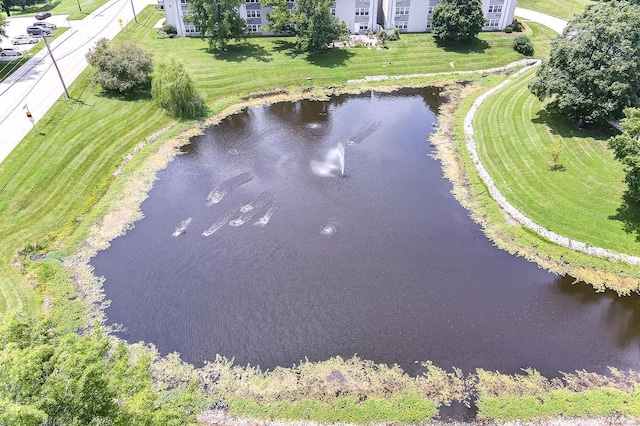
[246,9,261,18]
[330,7,336,15]
[395,6,409,15]
[359,23,369,31]
[355,7,369,16]
[485,19,499,27]
[488,5,502,13]
[428,6,435,14]
[182,9,192,16]
[245,0,260,2]
[395,21,408,30]
[185,24,197,33]
[247,24,263,32]
[426,21,431,29]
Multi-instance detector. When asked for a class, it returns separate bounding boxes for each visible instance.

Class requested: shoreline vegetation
[3,5,640,423]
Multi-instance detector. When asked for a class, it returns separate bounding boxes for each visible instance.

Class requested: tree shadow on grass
[96,89,153,102]
[530,109,616,142]
[609,193,640,243]
[9,0,60,14]
[209,42,272,63]
[305,48,354,68]
[436,38,490,54]
[271,39,303,59]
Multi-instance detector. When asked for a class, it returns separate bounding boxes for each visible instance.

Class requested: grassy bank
[468,68,640,291]
[517,0,597,20]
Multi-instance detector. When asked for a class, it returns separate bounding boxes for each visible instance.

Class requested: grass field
[473,68,640,256]
[517,0,598,20]
[5,0,109,20]
[0,7,551,315]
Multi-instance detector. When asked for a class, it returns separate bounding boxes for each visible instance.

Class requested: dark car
[27,26,51,36]
[32,21,57,30]
[35,11,51,20]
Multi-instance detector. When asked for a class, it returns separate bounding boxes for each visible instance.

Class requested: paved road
[0,0,156,163]
[515,7,568,34]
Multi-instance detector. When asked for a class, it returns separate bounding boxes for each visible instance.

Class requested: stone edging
[346,58,539,84]
[464,62,640,266]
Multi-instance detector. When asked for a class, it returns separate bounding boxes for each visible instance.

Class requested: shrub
[162,22,177,35]
[152,58,206,119]
[387,27,400,41]
[513,34,534,55]
[431,0,485,42]
[511,19,524,32]
[504,25,513,33]
[85,38,153,93]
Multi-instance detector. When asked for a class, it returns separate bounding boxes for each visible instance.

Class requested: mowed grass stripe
[473,68,637,253]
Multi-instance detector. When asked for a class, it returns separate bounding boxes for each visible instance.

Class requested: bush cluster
[157,22,177,39]
[513,34,534,55]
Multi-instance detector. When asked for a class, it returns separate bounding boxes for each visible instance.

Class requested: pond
[92,88,640,378]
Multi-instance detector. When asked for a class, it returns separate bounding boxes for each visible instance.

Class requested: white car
[11,35,39,45]
[0,48,23,56]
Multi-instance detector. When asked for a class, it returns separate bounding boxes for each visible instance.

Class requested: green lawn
[473,68,640,256]
[0,7,553,315]
[517,0,598,20]
[6,0,110,20]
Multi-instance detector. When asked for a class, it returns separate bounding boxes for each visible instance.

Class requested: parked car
[27,26,51,36]
[32,21,57,30]
[1,48,23,57]
[11,35,39,45]
[35,11,51,20]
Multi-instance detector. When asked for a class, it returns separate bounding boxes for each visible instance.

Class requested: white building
[379,0,516,32]
[163,0,516,37]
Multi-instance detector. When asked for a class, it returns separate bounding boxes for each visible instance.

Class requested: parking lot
[1,15,71,58]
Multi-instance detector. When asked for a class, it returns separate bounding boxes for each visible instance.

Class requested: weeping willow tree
[151,58,206,119]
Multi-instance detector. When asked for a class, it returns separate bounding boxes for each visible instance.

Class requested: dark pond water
[93,89,640,379]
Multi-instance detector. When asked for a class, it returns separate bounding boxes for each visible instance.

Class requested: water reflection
[554,280,640,352]
[93,89,640,378]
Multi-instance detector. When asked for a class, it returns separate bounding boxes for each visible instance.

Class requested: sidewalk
[514,7,568,35]
[0,0,156,164]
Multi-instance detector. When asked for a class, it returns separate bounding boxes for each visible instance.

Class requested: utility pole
[130,0,138,23]
[43,35,70,99]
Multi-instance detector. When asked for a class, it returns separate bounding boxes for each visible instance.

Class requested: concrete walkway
[0,0,156,164]
[515,7,568,34]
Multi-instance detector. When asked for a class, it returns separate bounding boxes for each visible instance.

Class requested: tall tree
[152,58,206,119]
[608,108,640,201]
[431,0,485,43]
[1,0,10,16]
[263,0,349,51]
[0,314,205,424]
[185,0,247,50]
[0,12,6,37]
[86,38,154,93]
[529,1,640,123]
